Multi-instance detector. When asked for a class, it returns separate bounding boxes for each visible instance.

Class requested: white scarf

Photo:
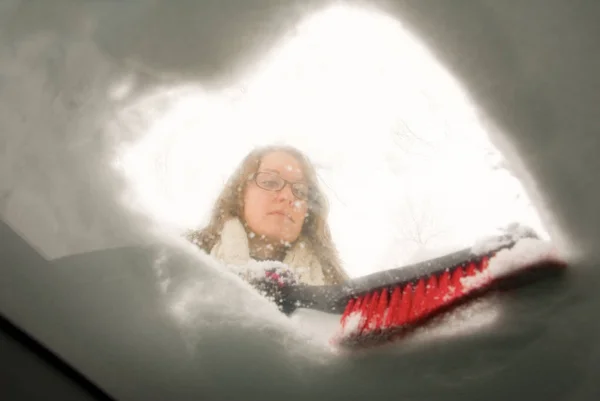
[209,218,326,285]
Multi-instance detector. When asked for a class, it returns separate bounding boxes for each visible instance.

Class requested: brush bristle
[334,255,493,347]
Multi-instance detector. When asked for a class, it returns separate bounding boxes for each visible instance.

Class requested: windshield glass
[1,2,572,401]
[2,5,547,272]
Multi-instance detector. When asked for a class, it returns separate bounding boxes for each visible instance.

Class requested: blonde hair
[186,145,349,285]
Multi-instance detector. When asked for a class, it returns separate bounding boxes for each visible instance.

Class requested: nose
[275,183,295,203]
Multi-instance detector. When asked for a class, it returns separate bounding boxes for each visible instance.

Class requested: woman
[186,145,349,286]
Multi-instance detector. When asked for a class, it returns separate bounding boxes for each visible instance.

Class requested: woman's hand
[248,266,300,314]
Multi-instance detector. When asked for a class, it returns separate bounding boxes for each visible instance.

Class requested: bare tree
[397,195,449,246]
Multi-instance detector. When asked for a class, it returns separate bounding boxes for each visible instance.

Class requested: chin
[272,235,297,244]
[264,230,299,244]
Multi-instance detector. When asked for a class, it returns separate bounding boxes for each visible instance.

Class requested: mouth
[269,211,294,222]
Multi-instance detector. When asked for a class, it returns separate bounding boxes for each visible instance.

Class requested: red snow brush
[333,253,495,348]
[278,232,567,349]
[331,239,566,348]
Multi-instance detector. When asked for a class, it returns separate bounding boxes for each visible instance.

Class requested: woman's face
[243,151,310,243]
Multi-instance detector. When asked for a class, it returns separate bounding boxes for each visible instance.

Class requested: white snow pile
[471,222,541,255]
[486,237,563,279]
[463,236,563,291]
[337,311,364,338]
[150,241,293,326]
[147,239,342,358]
[289,308,344,346]
[460,270,493,292]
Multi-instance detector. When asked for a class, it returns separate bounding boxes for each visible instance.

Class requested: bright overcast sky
[115,4,548,278]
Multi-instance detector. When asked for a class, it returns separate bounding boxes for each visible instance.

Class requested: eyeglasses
[250,171,310,201]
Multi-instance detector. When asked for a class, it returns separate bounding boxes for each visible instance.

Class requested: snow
[462,236,562,292]
[400,298,501,347]
[289,308,343,346]
[149,235,335,353]
[460,270,492,292]
[338,311,364,338]
[0,2,577,399]
[471,222,542,256]
[0,0,560,354]
[486,237,562,280]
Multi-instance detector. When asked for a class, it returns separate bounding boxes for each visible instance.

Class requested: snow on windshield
[0,1,566,371]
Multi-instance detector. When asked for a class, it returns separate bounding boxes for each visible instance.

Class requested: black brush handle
[280,239,519,315]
